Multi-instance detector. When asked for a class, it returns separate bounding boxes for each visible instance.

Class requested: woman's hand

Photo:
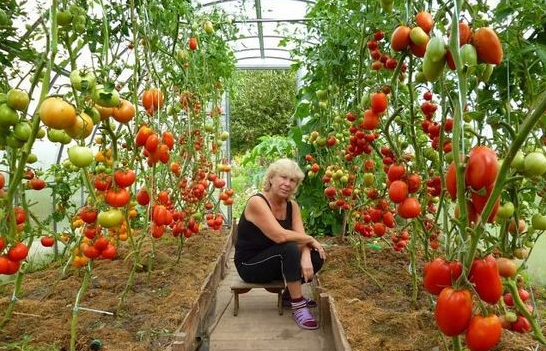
[310,238,326,260]
[300,250,314,282]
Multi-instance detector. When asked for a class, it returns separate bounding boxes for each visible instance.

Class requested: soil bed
[319,238,546,351]
[0,229,229,351]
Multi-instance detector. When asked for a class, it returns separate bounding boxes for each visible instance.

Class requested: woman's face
[270,172,298,197]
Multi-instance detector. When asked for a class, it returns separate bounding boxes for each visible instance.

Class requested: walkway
[204,248,335,351]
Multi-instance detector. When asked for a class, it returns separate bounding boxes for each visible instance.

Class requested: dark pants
[235,241,324,283]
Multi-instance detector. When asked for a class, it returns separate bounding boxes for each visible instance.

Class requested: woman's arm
[291,200,326,260]
[244,196,314,245]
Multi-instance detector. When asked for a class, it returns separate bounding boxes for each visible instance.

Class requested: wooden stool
[230,278,285,316]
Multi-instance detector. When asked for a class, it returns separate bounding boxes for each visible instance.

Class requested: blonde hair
[262,158,305,193]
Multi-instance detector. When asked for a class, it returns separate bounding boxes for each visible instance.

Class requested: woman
[234,158,326,330]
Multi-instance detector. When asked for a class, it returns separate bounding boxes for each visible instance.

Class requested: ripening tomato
[162,131,175,150]
[0,172,5,188]
[496,257,517,278]
[511,315,531,333]
[114,169,136,188]
[97,209,124,228]
[135,125,154,146]
[465,314,502,351]
[472,27,503,65]
[415,11,434,34]
[391,25,411,52]
[469,255,502,304]
[142,88,164,111]
[435,287,473,336]
[112,99,135,123]
[423,258,463,295]
[39,97,76,129]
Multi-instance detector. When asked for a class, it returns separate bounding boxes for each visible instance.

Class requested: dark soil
[318,237,546,351]
[0,229,230,351]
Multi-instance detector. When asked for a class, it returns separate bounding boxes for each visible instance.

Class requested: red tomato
[29,178,46,190]
[445,161,457,200]
[0,256,9,274]
[82,244,100,259]
[94,173,112,191]
[465,314,502,351]
[465,146,498,191]
[470,185,500,222]
[114,169,136,188]
[388,180,408,203]
[435,287,473,336]
[94,237,110,251]
[397,197,421,218]
[79,205,98,223]
[0,172,5,188]
[7,242,29,261]
[136,187,150,206]
[105,188,131,208]
[40,236,55,247]
[100,244,117,259]
[135,125,153,146]
[188,37,198,50]
[469,255,502,304]
[423,258,462,295]
[370,92,388,114]
[0,237,6,251]
[162,131,175,150]
[511,315,531,333]
[387,163,406,182]
[406,173,421,193]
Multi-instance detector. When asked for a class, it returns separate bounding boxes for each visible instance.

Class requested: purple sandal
[293,307,319,330]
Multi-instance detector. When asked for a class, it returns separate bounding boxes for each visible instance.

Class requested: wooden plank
[328,295,352,351]
[210,339,333,350]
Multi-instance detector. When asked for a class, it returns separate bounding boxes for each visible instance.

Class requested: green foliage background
[229,70,297,155]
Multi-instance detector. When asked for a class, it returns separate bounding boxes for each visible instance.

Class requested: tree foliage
[229,70,296,155]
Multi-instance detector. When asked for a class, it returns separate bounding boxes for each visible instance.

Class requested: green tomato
[70,69,96,91]
[316,89,328,101]
[97,209,124,228]
[68,145,94,168]
[0,103,19,127]
[47,128,65,143]
[6,89,30,111]
[56,10,73,26]
[92,85,120,108]
[36,127,46,139]
[26,153,37,164]
[523,152,546,177]
[13,121,32,141]
[510,150,525,171]
[203,20,214,34]
[531,213,546,230]
[496,201,514,219]
[6,133,24,148]
[363,173,375,187]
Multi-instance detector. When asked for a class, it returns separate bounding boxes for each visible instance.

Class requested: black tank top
[234,193,293,263]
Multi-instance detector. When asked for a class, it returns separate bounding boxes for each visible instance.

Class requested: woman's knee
[280,241,300,259]
[310,249,324,272]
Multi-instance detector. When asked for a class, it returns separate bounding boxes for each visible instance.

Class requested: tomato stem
[70,262,93,351]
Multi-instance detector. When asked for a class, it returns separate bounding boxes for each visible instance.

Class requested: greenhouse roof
[196,0,315,68]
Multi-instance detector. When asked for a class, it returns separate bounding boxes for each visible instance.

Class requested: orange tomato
[65,112,94,139]
[112,99,136,123]
[391,26,411,52]
[39,97,76,129]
